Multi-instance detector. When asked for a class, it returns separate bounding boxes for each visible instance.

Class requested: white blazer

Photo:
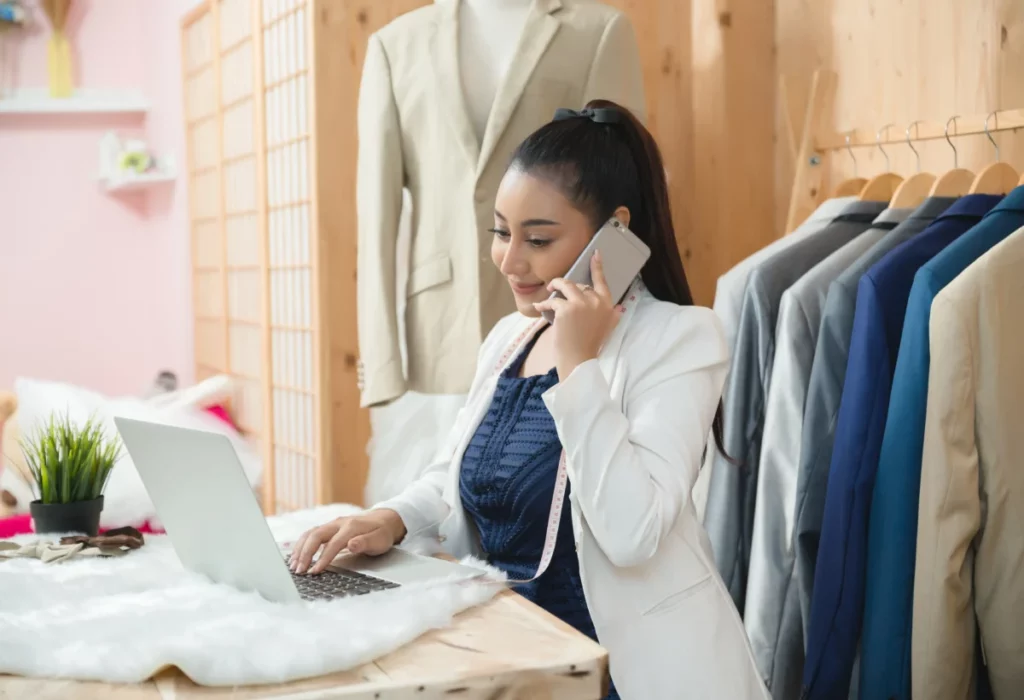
[375,284,769,699]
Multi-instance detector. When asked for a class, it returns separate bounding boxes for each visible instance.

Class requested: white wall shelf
[99,168,177,193]
[97,132,176,194]
[0,89,149,115]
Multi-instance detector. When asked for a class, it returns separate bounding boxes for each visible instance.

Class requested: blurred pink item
[204,404,237,431]
[0,513,165,539]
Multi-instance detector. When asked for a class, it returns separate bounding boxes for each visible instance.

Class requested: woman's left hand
[534,251,624,381]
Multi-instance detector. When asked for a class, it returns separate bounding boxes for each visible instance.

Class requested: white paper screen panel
[263,0,317,514]
[184,0,320,514]
[184,9,224,380]
[215,0,265,474]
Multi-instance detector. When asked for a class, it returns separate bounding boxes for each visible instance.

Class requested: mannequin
[457,0,533,142]
[366,0,534,504]
[357,0,646,502]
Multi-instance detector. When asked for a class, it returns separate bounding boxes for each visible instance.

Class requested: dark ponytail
[508,99,735,466]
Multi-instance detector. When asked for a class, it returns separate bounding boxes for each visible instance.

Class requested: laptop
[114,416,484,604]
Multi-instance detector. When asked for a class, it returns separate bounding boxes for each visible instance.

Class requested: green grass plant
[20,411,122,504]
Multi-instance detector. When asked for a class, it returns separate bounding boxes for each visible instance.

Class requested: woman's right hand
[288,508,407,575]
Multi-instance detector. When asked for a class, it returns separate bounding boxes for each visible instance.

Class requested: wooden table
[0,589,608,699]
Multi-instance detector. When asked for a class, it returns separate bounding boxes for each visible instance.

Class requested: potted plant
[20,411,122,536]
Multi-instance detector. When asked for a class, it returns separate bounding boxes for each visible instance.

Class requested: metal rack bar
[817,109,1024,150]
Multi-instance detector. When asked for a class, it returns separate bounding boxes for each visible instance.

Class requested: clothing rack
[786,69,1024,232]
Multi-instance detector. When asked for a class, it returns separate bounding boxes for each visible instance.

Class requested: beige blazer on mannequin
[356,0,646,407]
[912,226,1024,699]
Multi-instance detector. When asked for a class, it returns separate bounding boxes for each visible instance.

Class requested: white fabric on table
[0,503,504,686]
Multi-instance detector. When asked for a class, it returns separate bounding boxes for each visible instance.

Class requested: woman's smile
[509,279,546,297]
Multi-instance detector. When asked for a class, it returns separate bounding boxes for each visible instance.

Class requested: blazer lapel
[432,0,480,169]
[476,0,562,177]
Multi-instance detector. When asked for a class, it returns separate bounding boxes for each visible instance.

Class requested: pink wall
[0,0,199,397]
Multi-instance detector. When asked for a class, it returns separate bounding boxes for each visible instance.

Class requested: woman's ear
[612,206,631,228]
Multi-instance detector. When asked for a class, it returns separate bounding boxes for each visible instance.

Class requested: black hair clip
[552,107,623,124]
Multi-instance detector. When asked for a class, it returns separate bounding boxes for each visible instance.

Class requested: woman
[289,100,768,699]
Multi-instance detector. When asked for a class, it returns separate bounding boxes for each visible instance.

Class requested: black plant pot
[30,496,104,536]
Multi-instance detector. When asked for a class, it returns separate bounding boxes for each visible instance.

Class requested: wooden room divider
[180,0,424,514]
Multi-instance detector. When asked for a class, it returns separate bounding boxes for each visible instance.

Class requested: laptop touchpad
[328,548,482,585]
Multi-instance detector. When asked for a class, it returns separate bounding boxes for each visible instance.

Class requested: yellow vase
[47,31,73,98]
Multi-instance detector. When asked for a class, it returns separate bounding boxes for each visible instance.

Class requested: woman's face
[490,169,596,318]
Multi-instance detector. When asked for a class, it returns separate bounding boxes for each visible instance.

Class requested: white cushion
[12,377,262,529]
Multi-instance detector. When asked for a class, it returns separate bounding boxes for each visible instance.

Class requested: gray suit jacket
[793,197,956,638]
[712,198,857,357]
[695,198,856,521]
[704,200,886,616]
[744,207,911,699]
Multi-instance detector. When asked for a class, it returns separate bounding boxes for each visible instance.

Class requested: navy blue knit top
[460,332,618,699]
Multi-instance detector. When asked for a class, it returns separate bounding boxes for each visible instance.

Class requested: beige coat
[356,0,646,407]
[913,225,1024,699]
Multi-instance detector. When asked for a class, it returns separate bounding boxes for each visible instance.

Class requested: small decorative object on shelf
[40,0,74,97]
[0,1,27,26]
[99,130,176,192]
[21,411,123,536]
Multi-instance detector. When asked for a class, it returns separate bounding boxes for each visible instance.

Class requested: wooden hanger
[889,121,935,209]
[931,169,976,196]
[832,133,868,196]
[860,173,903,201]
[968,112,1020,195]
[929,116,976,197]
[891,174,935,207]
[859,124,903,202]
[835,178,868,196]
[970,162,1020,194]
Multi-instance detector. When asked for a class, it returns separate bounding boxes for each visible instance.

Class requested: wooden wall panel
[604,0,776,306]
[312,0,430,506]
[604,0,696,299]
[689,0,776,305]
[776,0,1024,236]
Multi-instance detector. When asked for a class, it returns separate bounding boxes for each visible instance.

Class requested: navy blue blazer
[861,186,1024,700]
[794,197,955,639]
[800,194,1002,700]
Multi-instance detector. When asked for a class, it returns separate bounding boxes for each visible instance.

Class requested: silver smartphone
[541,217,651,323]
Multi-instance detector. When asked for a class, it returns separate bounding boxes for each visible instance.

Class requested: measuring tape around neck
[490,279,645,585]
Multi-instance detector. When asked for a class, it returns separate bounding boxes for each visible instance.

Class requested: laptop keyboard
[285,555,400,600]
